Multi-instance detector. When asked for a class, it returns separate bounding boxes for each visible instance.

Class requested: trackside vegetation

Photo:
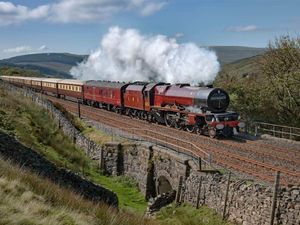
[215,35,300,128]
[0,85,234,225]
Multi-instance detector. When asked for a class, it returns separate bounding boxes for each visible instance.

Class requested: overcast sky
[0,0,299,59]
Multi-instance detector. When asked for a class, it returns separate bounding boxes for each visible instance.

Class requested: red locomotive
[0,76,245,138]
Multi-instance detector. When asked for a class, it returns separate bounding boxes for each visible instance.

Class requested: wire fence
[252,121,300,141]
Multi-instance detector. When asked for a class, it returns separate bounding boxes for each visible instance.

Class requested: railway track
[46,95,300,186]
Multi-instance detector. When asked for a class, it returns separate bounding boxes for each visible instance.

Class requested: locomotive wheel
[198,128,205,135]
[132,110,138,118]
[140,112,148,120]
[174,121,183,130]
[208,128,217,138]
[186,125,195,133]
[164,114,173,127]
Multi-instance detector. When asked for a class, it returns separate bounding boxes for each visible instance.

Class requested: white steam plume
[71,27,220,84]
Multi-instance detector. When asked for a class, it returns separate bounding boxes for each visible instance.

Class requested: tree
[260,35,300,126]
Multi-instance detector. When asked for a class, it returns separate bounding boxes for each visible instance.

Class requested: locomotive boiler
[154,84,230,113]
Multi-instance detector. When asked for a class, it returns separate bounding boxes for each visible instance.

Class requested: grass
[0,157,156,225]
[0,87,147,214]
[156,204,233,225]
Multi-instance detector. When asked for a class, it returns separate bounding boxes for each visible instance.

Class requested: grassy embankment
[0,86,233,225]
[0,87,146,214]
[0,157,155,225]
[156,204,232,225]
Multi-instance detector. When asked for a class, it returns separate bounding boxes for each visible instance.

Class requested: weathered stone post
[222,172,231,220]
[196,176,203,209]
[77,100,81,118]
[175,176,184,205]
[270,171,280,225]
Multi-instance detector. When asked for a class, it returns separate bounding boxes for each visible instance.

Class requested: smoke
[71,26,220,84]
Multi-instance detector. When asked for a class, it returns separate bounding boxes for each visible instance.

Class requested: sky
[0,0,299,59]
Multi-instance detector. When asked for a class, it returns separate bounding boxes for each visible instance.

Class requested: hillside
[0,53,86,78]
[210,46,265,65]
[215,55,262,81]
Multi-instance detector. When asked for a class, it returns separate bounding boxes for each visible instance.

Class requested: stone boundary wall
[183,172,300,225]
[4,82,300,225]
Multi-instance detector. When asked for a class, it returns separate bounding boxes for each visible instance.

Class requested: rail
[253,122,300,140]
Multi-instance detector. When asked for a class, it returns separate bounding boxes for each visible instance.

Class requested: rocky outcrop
[146,191,176,215]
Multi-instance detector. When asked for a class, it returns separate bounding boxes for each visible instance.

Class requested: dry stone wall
[184,172,300,225]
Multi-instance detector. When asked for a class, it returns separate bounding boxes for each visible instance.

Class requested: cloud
[174,33,184,38]
[38,45,48,51]
[139,1,166,16]
[0,0,166,25]
[3,46,32,53]
[227,25,259,32]
[3,45,48,54]
[0,1,49,26]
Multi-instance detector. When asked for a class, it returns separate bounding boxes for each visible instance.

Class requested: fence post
[77,100,81,118]
[270,171,280,225]
[222,172,231,220]
[175,176,184,205]
[208,154,212,168]
[58,117,61,129]
[73,129,76,144]
[255,123,258,136]
[196,176,203,209]
[198,157,202,171]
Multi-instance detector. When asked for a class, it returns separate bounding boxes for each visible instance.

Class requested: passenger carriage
[57,79,85,100]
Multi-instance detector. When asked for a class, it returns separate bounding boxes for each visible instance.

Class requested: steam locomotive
[0,76,245,138]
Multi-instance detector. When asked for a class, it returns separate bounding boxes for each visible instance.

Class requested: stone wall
[183,171,300,225]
